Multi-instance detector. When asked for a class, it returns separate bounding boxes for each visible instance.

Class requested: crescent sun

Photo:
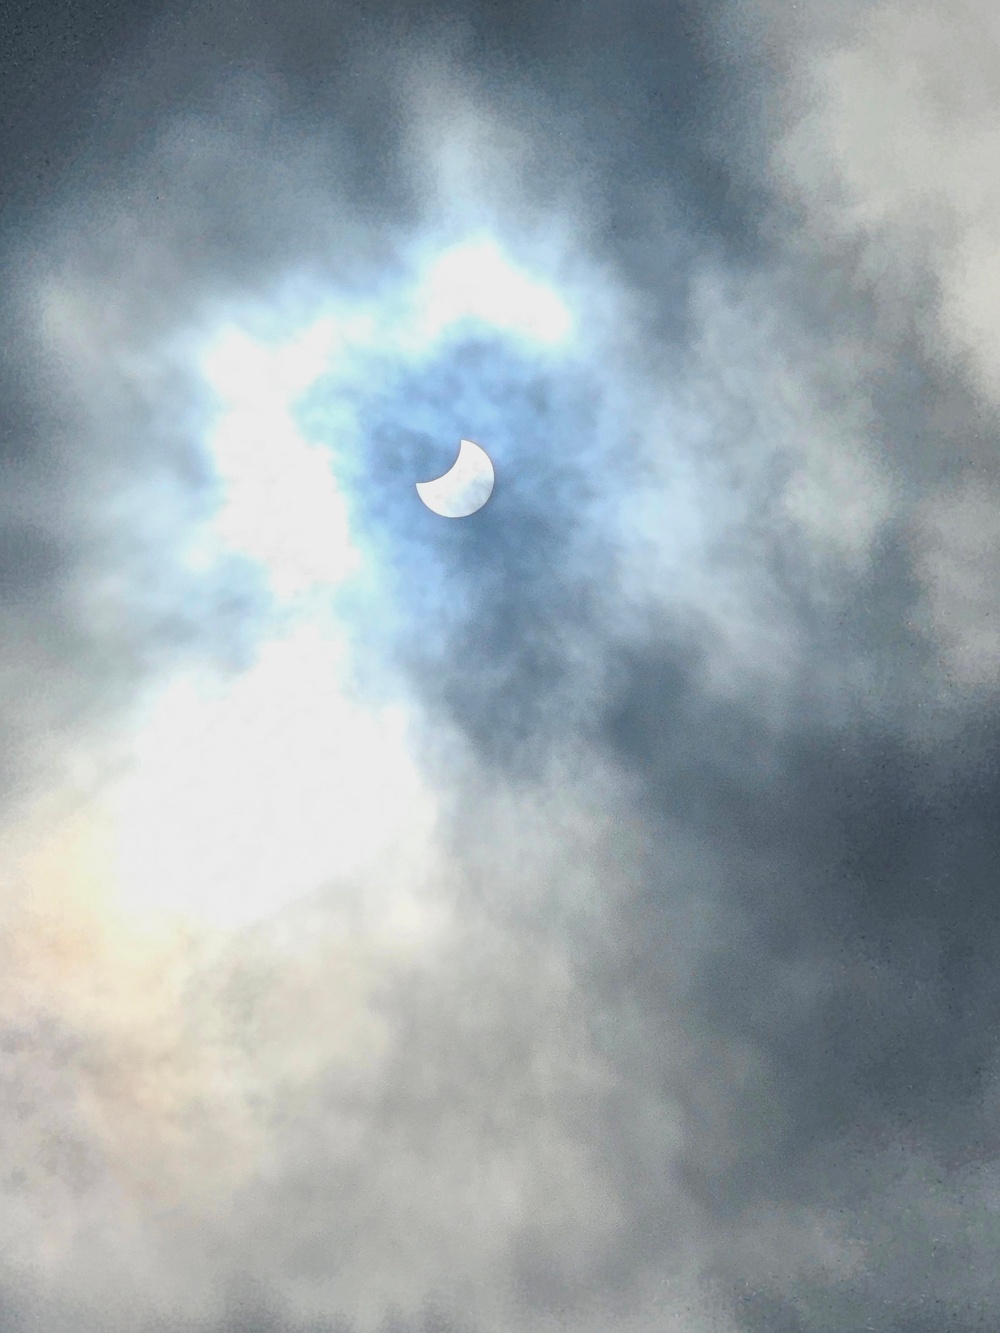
[415,439,495,518]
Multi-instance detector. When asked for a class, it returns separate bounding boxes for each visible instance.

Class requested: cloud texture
[1,1,999,1331]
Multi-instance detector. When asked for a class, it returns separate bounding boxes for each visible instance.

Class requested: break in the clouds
[1,2,999,1333]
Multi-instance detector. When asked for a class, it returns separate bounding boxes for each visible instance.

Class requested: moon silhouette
[415,439,495,518]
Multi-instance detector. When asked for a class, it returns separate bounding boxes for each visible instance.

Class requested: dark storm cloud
[559,5,1000,1328]
[591,648,1000,1307]
[1,1,999,1332]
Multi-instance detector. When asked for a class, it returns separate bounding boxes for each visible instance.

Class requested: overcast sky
[1,1,999,1331]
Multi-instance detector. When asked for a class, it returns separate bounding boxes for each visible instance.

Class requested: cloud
[0,1,999,1332]
[765,0,1000,693]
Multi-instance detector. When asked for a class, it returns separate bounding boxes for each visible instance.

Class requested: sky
[1,0,999,1330]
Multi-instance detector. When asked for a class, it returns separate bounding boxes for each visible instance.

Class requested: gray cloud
[0,1,998,1332]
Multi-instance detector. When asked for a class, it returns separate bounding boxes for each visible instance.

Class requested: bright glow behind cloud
[104,624,440,930]
[191,239,572,593]
[415,240,574,345]
[47,238,574,932]
[197,318,364,597]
